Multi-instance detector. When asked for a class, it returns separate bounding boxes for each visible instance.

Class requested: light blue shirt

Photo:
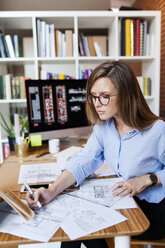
[66,118,165,203]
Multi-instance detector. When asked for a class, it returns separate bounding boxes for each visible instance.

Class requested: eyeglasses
[88,93,117,106]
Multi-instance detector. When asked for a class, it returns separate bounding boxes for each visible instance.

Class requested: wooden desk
[0,144,150,248]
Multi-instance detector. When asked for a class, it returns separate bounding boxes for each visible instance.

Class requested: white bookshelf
[0,11,161,163]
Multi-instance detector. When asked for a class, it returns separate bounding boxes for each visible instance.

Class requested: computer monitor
[25,79,91,141]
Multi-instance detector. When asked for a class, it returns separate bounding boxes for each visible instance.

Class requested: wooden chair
[131,238,165,248]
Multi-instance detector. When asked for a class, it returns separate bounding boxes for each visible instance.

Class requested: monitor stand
[60,136,89,148]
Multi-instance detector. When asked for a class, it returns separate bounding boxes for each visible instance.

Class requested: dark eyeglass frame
[88,93,117,106]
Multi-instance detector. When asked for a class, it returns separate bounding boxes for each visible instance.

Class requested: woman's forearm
[49,170,76,199]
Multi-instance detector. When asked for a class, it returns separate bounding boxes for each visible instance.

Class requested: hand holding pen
[23,179,42,208]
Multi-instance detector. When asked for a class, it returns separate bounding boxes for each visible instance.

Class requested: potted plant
[0,112,29,151]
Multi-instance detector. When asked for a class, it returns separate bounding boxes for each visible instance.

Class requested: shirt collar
[109,118,139,140]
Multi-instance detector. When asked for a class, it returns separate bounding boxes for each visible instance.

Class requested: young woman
[26,61,165,246]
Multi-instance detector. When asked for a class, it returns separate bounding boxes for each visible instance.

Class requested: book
[130,20,134,56]
[125,19,131,56]
[36,19,41,56]
[78,32,85,56]
[93,36,107,56]
[65,30,73,57]
[5,74,12,100]
[143,20,147,56]
[137,76,144,94]
[41,20,46,57]
[140,21,144,56]
[5,35,15,58]
[55,29,60,57]
[94,41,102,56]
[46,24,50,57]
[0,189,35,221]
[87,36,96,56]
[0,32,6,58]
[13,34,19,57]
[50,24,55,57]
[22,37,34,57]
[0,75,4,99]
[135,19,140,56]
[121,18,126,56]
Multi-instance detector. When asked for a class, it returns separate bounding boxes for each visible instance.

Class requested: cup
[48,139,60,154]
[14,143,29,157]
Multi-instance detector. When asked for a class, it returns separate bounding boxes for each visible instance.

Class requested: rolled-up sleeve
[65,124,104,186]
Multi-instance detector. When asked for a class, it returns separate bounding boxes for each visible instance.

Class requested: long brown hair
[86,61,162,130]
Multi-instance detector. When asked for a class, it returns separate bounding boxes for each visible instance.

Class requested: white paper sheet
[0,188,129,242]
[53,146,82,162]
[68,178,122,207]
[68,177,137,209]
[112,195,137,209]
[52,193,127,240]
[18,162,66,184]
[60,205,127,240]
[0,198,69,242]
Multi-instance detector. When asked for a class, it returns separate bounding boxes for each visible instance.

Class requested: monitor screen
[25,79,91,140]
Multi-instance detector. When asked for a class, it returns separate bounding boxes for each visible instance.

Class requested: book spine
[46,24,50,57]
[78,32,85,56]
[65,30,73,57]
[0,33,6,58]
[121,18,125,56]
[140,21,144,56]
[36,19,41,56]
[55,29,60,57]
[50,24,55,57]
[13,34,19,57]
[87,36,96,56]
[130,20,134,56]
[143,20,147,56]
[0,76,4,99]
[5,74,12,100]
[5,35,15,58]
[125,19,131,56]
[41,21,46,57]
[136,19,140,56]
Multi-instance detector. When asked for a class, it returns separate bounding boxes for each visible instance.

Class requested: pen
[23,179,42,208]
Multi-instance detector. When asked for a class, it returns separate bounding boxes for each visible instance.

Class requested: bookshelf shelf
[0,99,27,103]
[0,10,161,163]
[118,56,155,61]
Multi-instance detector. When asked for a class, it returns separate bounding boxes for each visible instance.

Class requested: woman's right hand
[26,187,54,209]
[26,170,76,209]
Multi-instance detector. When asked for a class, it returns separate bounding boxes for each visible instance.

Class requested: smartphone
[20,184,51,193]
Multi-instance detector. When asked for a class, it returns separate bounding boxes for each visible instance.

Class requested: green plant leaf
[0,112,15,137]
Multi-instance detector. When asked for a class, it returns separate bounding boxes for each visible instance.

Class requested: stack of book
[79,67,93,79]
[0,32,22,58]
[78,32,108,57]
[36,19,74,57]
[120,18,151,56]
[0,74,27,100]
[40,70,75,80]
[137,76,152,96]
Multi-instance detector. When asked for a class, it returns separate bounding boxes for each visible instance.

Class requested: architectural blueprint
[18,162,64,184]
[0,198,69,242]
[68,178,123,207]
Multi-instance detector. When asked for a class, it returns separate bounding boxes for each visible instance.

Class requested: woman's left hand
[110,174,151,198]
